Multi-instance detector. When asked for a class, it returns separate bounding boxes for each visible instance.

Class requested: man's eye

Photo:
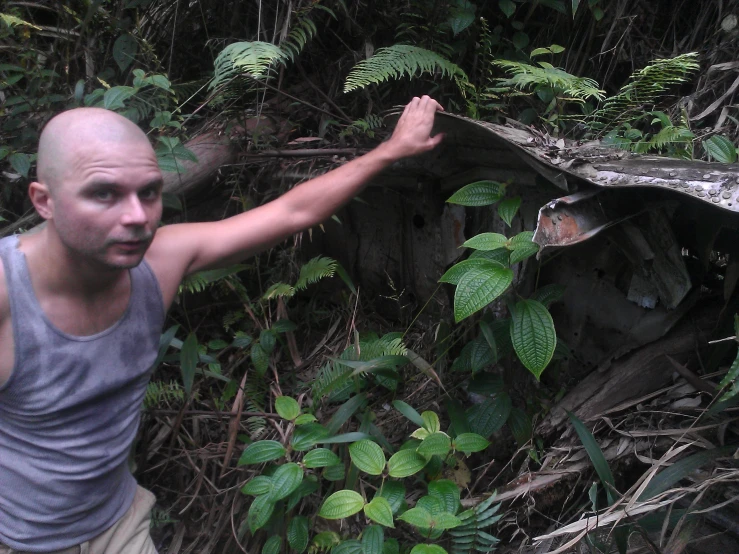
[94,190,113,200]
[140,188,159,200]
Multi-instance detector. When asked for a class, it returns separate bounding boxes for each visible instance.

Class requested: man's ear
[28,181,54,220]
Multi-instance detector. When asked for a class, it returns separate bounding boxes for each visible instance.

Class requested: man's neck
[20,228,127,298]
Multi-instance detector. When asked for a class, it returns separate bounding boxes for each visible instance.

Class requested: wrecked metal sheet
[430,112,739,213]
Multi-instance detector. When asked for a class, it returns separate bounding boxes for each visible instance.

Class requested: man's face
[50,137,163,270]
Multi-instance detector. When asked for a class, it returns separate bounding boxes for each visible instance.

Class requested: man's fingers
[428,132,444,148]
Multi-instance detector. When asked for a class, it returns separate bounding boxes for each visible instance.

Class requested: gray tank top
[0,235,165,551]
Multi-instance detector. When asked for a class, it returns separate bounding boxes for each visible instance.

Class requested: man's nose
[120,195,148,226]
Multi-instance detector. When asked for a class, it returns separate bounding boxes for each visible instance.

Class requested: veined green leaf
[349,440,386,475]
[294,413,317,426]
[454,266,514,322]
[410,546,448,554]
[303,448,341,468]
[251,343,269,376]
[326,393,367,434]
[113,33,138,72]
[238,440,286,465]
[531,284,566,307]
[378,481,406,514]
[453,433,490,454]
[268,463,303,501]
[499,0,516,18]
[703,135,737,163]
[439,259,504,285]
[241,475,272,496]
[319,490,365,519]
[292,423,330,451]
[498,197,521,226]
[388,450,428,478]
[383,538,400,554]
[362,525,384,554]
[364,496,395,527]
[333,540,363,554]
[508,407,533,446]
[262,535,282,554]
[467,394,511,439]
[275,396,300,420]
[431,512,462,530]
[398,507,433,528]
[421,411,441,433]
[462,233,508,251]
[288,516,310,553]
[447,181,505,206]
[417,432,451,458]
[428,480,461,514]
[509,242,539,265]
[469,247,510,266]
[248,494,275,533]
[286,476,319,511]
[7,152,30,178]
[103,86,135,110]
[510,299,556,379]
[322,462,346,481]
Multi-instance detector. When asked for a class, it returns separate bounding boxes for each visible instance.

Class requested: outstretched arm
[147,96,443,303]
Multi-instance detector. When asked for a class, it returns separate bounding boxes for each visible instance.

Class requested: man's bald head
[37,108,154,193]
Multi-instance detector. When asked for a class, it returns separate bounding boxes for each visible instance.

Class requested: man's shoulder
[0,256,8,321]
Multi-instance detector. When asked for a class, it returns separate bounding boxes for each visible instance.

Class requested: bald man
[0,97,443,553]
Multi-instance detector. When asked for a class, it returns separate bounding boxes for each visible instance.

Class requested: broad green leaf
[398,507,433,528]
[531,284,566,307]
[333,540,363,554]
[319,490,365,519]
[268,462,303,501]
[447,181,505,206]
[362,525,384,554]
[498,197,521,226]
[479,320,498,364]
[469,247,510,266]
[508,407,533,446]
[392,400,424,427]
[421,411,441,433]
[303,448,341,468]
[238,440,286,465]
[509,242,539,265]
[295,413,318,426]
[275,396,300,420]
[103,86,134,110]
[411,428,430,440]
[510,299,556,379]
[288,516,310,553]
[180,332,199,395]
[453,433,490,454]
[410,546,447,554]
[530,47,552,57]
[508,231,535,247]
[323,462,346,481]
[439,259,504,285]
[292,423,330,451]
[251,343,269,376]
[462,233,508,251]
[272,319,298,333]
[512,31,529,50]
[383,539,400,554]
[241,475,272,496]
[568,412,617,505]
[499,0,516,18]
[550,44,565,53]
[349,440,386,475]
[703,135,737,163]
[147,74,172,91]
[311,531,342,551]
[467,394,511,438]
[417,433,451,458]
[259,329,276,354]
[113,34,138,72]
[378,481,406,514]
[286,476,319,511]
[262,536,282,554]
[248,494,275,533]
[428,480,461,514]
[448,0,476,36]
[431,512,462,530]
[454,266,514,322]
[364,496,395,527]
[388,450,428,478]
[7,153,30,178]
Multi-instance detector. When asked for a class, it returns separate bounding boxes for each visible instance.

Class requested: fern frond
[179,264,249,294]
[450,493,502,554]
[144,380,185,409]
[263,282,296,300]
[294,256,337,291]
[210,41,289,90]
[344,44,469,93]
[494,60,605,101]
[312,360,354,403]
[593,52,699,132]
[280,16,318,61]
[340,114,385,138]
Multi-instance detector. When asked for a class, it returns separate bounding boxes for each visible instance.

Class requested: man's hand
[384,95,445,159]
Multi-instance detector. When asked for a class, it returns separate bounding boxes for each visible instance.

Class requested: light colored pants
[0,486,158,554]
